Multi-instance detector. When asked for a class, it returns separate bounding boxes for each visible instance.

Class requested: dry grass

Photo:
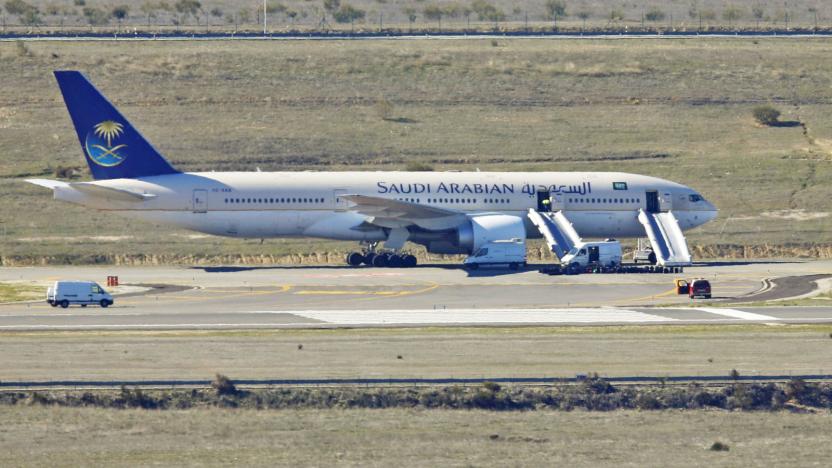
[3,38,832,263]
[0,282,45,302]
[0,407,830,466]
[8,0,832,31]
[2,326,832,381]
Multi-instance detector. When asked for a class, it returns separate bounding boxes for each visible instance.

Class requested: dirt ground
[0,407,830,466]
[1,325,831,381]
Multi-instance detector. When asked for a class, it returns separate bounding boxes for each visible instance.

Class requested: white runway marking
[696,307,780,321]
[258,308,673,325]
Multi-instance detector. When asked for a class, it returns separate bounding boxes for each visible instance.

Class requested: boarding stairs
[637,209,692,267]
[527,209,582,260]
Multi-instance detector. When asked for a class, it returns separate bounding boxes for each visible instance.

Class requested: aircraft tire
[363,253,376,266]
[402,255,417,268]
[346,252,365,267]
[388,254,403,268]
[372,254,388,268]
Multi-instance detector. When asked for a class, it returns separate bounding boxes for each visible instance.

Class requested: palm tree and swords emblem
[85,120,128,167]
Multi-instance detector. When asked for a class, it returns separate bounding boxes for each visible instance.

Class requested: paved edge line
[696,307,780,321]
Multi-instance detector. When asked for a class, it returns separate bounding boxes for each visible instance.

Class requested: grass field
[6,0,832,32]
[0,407,830,466]
[0,282,44,302]
[2,325,832,381]
[3,38,832,264]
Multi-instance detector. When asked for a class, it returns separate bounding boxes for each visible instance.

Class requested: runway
[1,260,831,330]
[2,306,832,330]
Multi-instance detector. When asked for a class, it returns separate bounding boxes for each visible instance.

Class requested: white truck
[463,239,527,270]
[560,240,622,273]
[47,281,113,308]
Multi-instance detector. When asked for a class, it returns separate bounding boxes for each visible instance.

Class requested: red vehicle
[688,279,712,299]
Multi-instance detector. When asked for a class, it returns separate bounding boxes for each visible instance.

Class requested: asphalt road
[0,260,830,330]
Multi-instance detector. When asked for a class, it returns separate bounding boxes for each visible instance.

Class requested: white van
[561,240,622,271]
[463,239,527,270]
[47,281,113,308]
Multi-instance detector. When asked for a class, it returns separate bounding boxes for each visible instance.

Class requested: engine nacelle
[456,214,527,254]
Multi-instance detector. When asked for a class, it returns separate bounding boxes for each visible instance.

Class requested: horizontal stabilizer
[25,178,69,190]
[25,178,153,203]
[69,182,156,202]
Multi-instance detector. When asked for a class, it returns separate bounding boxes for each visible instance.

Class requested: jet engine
[416,214,527,255]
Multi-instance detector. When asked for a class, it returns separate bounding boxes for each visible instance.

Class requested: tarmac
[1,260,831,330]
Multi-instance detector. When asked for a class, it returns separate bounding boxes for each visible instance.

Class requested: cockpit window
[689,194,704,202]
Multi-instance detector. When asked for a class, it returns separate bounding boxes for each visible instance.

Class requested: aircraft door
[645,191,660,213]
[192,189,208,213]
[537,190,551,212]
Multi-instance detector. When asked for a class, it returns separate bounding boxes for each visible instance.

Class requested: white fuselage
[51,171,717,244]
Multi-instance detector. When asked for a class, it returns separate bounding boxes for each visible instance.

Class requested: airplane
[27,71,718,269]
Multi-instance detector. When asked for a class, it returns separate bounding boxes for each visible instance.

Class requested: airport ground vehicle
[47,281,113,308]
[675,278,712,299]
[688,278,712,299]
[463,239,527,270]
[560,240,622,273]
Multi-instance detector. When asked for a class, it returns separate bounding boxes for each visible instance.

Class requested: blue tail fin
[54,71,178,180]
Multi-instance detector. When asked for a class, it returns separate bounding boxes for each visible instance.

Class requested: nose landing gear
[345,242,418,268]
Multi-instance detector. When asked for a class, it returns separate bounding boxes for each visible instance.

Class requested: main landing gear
[345,242,417,268]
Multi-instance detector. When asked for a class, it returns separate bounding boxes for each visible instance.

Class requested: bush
[405,161,434,172]
[333,4,365,23]
[752,106,781,126]
[645,8,666,22]
[710,441,730,451]
[375,98,394,120]
[211,373,238,396]
[482,381,501,393]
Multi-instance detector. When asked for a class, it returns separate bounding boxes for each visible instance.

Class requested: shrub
[710,441,730,451]
[333,4,365,23]
[752,106,781,126]
[645,8,666,22]
[212,373,238,396]
[482,381,501,393]
[405,161,434,172]
[375,98,394,120]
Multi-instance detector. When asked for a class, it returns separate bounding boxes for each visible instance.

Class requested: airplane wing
[341,194,467,230]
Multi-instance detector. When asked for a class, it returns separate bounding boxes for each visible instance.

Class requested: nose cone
[702,200,718,223]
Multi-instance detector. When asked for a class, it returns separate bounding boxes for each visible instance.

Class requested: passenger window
[92,285,101,293]
[579,249,586,256]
